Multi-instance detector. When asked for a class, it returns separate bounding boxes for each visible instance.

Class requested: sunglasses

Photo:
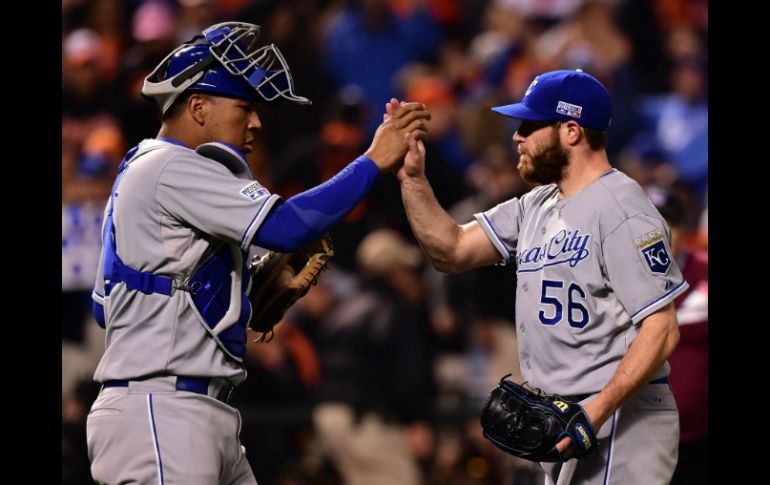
[516,120,560,137]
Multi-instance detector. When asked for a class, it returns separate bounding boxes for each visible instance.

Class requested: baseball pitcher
[393,70,687,484]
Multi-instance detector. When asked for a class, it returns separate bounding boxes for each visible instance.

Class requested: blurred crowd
[62,0,707,484]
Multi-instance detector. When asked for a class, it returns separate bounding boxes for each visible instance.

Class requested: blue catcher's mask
[142,22,311,114]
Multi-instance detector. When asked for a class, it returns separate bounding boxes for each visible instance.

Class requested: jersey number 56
[538,280,590,328]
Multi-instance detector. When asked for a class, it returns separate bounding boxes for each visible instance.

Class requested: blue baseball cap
[492,70,612,131]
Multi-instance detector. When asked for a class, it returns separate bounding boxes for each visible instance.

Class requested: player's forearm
[254,156,380,251]
[590,304,680,426]
[400,175,463,272]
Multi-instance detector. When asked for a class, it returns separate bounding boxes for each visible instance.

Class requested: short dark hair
[583,127,608,151]
[162,92,193,121]
[553,121,607,150]
[162,92,216,121]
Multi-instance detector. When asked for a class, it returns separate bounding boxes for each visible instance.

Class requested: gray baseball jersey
[474,169,689,396]
[91,139,277,385]
[88,139,275,484]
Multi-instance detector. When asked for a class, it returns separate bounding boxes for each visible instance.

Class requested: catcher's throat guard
[481,374,600,463]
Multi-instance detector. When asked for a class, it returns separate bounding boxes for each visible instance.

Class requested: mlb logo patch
[636,229,671,274]
[240,182,268,201]
[556,101,583,119]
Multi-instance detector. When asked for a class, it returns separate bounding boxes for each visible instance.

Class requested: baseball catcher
[248,234,335,341]
[86,18,431,485]
[481,374,599,462]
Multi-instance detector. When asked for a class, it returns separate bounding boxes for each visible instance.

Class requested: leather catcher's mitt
[481,374,599,462]
[247,235,334,341]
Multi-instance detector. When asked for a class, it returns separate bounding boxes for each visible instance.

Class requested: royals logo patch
[636,229,671,274]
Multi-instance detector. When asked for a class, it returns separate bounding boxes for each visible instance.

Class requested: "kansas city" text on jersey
[517,229,591,272]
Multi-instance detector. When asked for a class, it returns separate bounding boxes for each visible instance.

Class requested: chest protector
[99,140,257,360]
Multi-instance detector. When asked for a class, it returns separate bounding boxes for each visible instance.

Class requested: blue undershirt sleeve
[93,300,106,328]
[253,155,380,252]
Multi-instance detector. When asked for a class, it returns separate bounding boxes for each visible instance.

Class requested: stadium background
[62,0,708,483]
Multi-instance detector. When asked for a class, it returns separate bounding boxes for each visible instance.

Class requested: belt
[564,377,669,403]
[103,376,234,404]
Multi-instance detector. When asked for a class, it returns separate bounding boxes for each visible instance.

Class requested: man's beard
[517,135,570,185]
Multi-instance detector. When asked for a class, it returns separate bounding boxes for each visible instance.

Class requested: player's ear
[563,121,582,146]
[188,94,210,125]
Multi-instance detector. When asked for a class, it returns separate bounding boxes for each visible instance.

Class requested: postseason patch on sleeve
[240,182,268,201]
[635,228,671,274]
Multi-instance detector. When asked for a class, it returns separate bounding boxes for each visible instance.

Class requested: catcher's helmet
[142,22,311,114]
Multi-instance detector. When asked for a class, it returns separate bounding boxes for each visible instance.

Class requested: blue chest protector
[185,244,252,359]
[95,140,254,360]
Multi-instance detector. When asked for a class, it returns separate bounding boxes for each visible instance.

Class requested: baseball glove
[481,374,599,462]
[247,234,334,342]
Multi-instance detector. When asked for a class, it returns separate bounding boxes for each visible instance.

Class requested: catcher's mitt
[481,374,599,462]
[247,234,334,341]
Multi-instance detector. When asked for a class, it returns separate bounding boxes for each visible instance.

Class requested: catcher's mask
[142,22,311,114]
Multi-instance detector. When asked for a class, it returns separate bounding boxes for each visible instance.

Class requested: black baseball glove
[481,374,599,462]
